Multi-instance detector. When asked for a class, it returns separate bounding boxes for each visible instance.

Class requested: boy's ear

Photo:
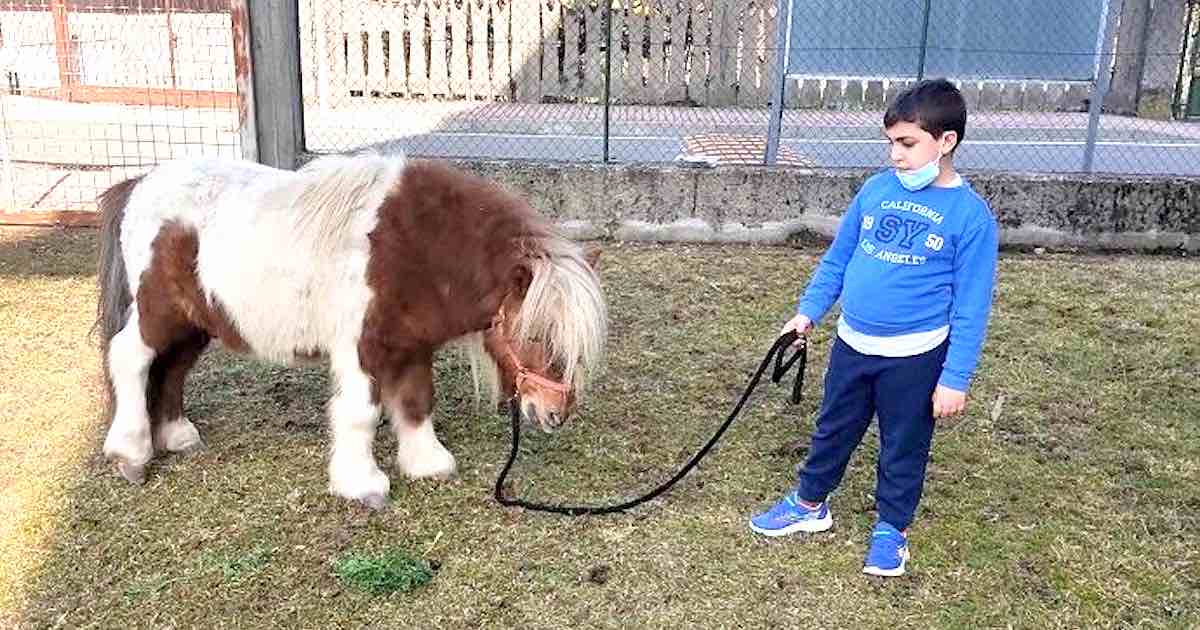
[940,130,959,155]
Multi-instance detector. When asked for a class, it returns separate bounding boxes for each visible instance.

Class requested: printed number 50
[925,233,944,251]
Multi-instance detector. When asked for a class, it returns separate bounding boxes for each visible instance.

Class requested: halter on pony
[489,304,571,410]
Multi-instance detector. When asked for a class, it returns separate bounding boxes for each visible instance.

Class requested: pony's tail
[93,175,142,419]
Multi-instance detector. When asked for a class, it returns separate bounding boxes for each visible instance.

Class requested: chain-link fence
[1,0,1196,218]
[0,0,241,216]
[300,0,1200,176]
[300,0,796,163]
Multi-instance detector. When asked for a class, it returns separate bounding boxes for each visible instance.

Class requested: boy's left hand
[932,385,966,418]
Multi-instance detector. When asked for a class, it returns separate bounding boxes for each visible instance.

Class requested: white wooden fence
[299,0,1097,112]
[301,0,782,109]
[3,1,1096,112]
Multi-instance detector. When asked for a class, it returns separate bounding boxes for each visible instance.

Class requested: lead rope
[493,331,808,516]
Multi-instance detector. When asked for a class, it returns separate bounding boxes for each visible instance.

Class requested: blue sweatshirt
[797,170,999,391]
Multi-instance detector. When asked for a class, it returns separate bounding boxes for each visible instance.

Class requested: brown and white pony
[94,153,607,508]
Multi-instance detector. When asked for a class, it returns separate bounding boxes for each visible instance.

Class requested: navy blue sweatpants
[796,335,949,531]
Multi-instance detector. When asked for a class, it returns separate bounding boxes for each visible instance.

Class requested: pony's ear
[583,244,602,270]
[510,263,533,297]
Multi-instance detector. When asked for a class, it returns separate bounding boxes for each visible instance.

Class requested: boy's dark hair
[884,78,967,151]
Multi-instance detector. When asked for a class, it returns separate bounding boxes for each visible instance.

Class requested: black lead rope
[493,331,808,516]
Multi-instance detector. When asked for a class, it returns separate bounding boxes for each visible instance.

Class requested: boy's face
[884,121,958,170]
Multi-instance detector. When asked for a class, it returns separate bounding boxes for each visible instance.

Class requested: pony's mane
[514,236,607,392]
[461,231,607,407]
[289,152,404,253]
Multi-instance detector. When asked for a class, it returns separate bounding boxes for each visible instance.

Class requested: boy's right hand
[780,313,813,347]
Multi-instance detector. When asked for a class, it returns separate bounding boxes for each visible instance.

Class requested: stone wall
[461,161,1200,252]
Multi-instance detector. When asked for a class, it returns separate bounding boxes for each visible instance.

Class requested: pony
[94,153,607,508]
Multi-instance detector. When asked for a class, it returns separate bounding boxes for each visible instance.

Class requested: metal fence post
[915,0,932,81]
[233,0,304,169]
[764,0,793,166]
[602,0,613,163]
[1083,0,1122,174]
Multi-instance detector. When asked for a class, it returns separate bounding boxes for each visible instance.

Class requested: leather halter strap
[490,307,571,404]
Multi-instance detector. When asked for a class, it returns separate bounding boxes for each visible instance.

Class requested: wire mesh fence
[1,0,1197,218]
[300,0,794,162]
[1095,0,1200,175]
[0,0,240,215]
[300,0,1200,176]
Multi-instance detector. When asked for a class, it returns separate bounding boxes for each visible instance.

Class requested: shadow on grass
[0,226,97,279]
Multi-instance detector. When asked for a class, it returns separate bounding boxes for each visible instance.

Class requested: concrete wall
[457,161,1200,252]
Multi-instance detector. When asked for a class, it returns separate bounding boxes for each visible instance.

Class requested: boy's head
[883,79,967,171]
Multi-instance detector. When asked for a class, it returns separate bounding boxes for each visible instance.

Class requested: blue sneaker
[748,490,833,536]
[863,521,910,577]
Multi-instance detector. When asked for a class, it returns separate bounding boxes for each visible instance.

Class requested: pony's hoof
[117,460,146,485]
[360,493,389,510]
[427,468,458,482]
[176,441,206,456]
[328,465,391,508]
[397,448,457,481]
[153,417,204,454]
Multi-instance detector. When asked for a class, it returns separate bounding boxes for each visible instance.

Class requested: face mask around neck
[896,156,941,191]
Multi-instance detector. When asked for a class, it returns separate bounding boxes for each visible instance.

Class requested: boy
[749,79,999,577]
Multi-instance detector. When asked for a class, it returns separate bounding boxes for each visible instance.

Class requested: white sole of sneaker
[862,547,910,577]
[747,512,834,537]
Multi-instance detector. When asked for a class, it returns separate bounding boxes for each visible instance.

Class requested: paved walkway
[3,96,1199,213]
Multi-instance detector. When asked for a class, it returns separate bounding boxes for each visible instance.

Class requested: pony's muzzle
[520,400,562,434]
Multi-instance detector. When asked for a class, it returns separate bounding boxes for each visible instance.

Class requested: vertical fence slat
[686,0,707,104]
[666,0,689,103]
[299,0,317,105]
[512,0,541,102]
[409,0,429,97]
[627,3,649,103]
[563,3,582,100]
[367,27,386,95]
[450,0,470,97]
[493,0,512,99]
[331,2,350,107]
[384,1,408,96]
[822,78,845,110]
[429,0,450,96]
[644,2,667,104]
[740,0,773,106]
[470,0,491,97]
[609,2,629,102]
[316,2,336,110]
[346,0,366,95]
[707,0,738,106]
[540,1,562,99]
[582,1,603,100]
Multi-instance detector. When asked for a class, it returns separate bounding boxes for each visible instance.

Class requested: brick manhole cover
[678,133,818,167]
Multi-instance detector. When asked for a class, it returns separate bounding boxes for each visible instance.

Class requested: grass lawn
[1,226,1197,628]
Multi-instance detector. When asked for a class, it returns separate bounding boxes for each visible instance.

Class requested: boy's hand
[779,314,813,347]
[932,385,966,418]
